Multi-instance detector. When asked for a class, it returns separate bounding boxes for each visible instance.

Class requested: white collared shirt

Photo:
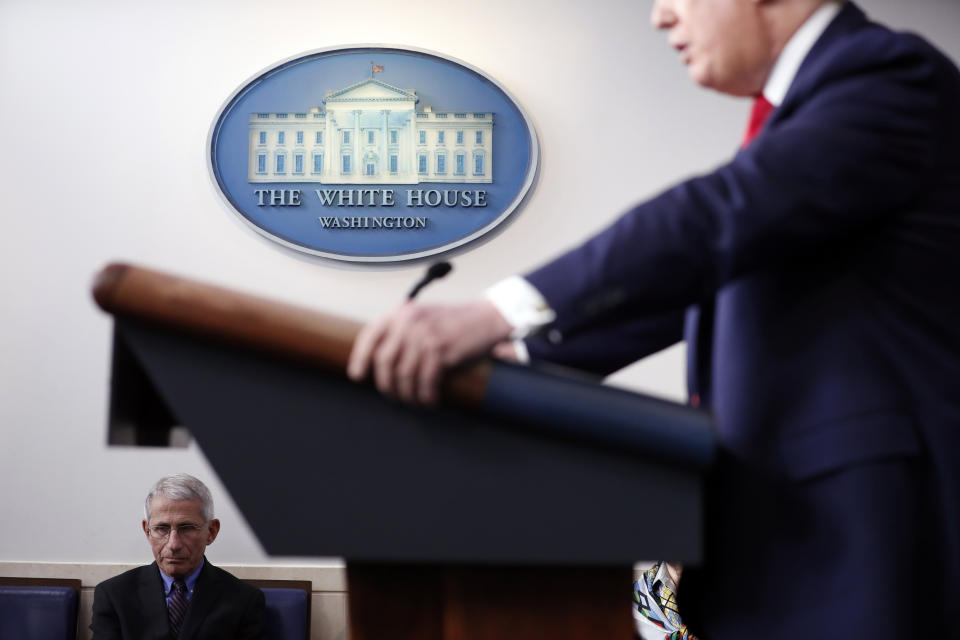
[763,1,843,106]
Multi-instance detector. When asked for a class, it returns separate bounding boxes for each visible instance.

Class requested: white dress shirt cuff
[511,339,531,364]
[484,275,557,340]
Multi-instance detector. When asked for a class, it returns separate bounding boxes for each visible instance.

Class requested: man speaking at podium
[349,0,960,637]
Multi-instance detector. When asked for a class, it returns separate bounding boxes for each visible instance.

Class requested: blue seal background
[210,47,536,261]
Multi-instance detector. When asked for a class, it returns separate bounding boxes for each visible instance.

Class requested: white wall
[1,0,958,566]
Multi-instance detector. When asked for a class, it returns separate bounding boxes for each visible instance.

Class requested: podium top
[93,262,715,469]
[93,262,488,405]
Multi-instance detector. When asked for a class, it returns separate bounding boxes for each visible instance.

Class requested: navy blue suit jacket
[525,4,960,636]
[90,560,265,640]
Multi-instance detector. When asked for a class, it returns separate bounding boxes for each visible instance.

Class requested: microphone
[407,262,452,299]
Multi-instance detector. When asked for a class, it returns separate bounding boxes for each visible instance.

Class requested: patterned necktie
[167,579,188,638]
[742,94,774,148]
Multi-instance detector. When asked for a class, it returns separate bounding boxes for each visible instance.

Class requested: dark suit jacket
[525,3,960,637]
[90,560,265,640]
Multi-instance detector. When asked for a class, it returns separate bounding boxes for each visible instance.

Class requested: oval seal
[208,46,539,263]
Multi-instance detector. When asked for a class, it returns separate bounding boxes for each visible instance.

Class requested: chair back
[0,577,81,640]
[245,579,311,640]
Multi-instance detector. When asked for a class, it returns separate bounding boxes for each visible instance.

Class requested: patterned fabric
[632,562,697,640]
[167,579,188,638]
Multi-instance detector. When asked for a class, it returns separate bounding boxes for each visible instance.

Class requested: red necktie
[742,95,774,148]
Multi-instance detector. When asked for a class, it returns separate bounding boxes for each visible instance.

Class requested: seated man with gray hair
[91,473,265,639]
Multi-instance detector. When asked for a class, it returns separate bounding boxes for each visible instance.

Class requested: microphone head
[427,261,452,279]
[407,261,453,299]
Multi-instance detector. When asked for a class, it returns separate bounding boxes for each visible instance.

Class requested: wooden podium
[92,263,715,640]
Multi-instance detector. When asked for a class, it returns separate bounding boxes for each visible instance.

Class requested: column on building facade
[406,113,420,182]
[381,109,389,178]
[400,112,410,180]
[326,113,337,182]
[323,113,332,182]
[353,110,360,177]
[488,118,494,179]
[410,108,420,183]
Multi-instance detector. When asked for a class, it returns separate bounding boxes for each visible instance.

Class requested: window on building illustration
[342,155,351,173]
[437,154,446,174]
[456,131,464,145]
[343,131,351,144]
[257,154,266,173]
[390,155,398,173]
[474,154,484,175]
[276,154,285,174]
[368,131,375,144]
[258,131,266,145]
[418,154,427,174]
[295,153,303,174]
[296,131,304,144]
[313,153,323,173]
[278,131,285,144]
[419,131,426,145]
[390,130,398,145]
[476,130,483,144]
[437,131,445,144]
[366,162,375,176]
[316,131,323,144]
[456,153,465,175]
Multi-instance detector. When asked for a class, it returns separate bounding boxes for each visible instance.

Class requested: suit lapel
[177,558,223,640]
[775,2,867,122]
[137,563,173,640]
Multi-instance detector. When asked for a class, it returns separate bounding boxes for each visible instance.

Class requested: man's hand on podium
[347,299,513,405]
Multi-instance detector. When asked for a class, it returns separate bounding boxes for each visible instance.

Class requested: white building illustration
[248,77,493,184]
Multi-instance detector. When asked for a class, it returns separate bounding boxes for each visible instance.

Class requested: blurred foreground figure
[349,1,960,638]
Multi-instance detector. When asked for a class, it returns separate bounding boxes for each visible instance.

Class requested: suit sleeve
[237,586,267,640]
[89,583,122,640]
[526,306,685,376]
[526,32,941,336]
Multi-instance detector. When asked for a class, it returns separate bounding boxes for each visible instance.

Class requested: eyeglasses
[147,524,205,540]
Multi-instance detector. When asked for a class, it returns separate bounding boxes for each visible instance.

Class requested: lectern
[92,263,715,640]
